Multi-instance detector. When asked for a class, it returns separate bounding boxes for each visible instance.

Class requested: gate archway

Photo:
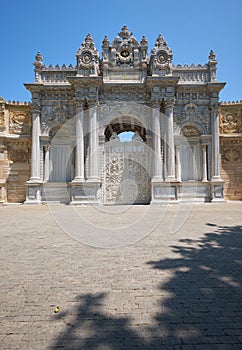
[103,118,151,205]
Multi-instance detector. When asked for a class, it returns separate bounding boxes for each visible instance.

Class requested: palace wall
[0,99,31,203]
[0,99,241,203]
[219,101,242,200]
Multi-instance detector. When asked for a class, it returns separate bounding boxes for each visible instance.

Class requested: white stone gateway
[25,26,225,205]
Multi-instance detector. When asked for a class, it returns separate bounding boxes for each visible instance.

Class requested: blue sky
[0,0,241,102]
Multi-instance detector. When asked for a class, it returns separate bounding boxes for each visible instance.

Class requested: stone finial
[209,50,216,62]
[140,35,148,46]
[33,51,44,70]
[82,33,95,49]
[155,34,167,48]
[102,35,109,47]
[35,51,43,62]
[119,25,132,39]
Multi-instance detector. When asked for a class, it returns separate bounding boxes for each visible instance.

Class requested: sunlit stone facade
[0,26,241,204]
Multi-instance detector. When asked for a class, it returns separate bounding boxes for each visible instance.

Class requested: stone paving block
[0,203,242,349]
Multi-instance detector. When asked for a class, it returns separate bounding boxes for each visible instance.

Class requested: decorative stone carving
[220,113,239,134]
[101,25,148,81]
[150,34,173,76]
[104,139,150,204]
[223,147,240,162]
[76,33,99,76]
[9,111,31,134]
[41,104,73,134]
[181,125,201,137]
[184,103,200,121]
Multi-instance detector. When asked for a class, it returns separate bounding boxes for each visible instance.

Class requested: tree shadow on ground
[50,224,242,349]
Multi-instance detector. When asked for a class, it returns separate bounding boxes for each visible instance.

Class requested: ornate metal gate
[103,138,151,205]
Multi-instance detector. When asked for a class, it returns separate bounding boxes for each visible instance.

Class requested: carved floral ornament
[219,113,239,134]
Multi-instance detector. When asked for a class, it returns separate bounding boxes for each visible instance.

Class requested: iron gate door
[104,139,151,205]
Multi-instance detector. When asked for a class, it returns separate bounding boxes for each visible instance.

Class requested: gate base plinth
[151,180,179,204]
[24,181,42,204]
[69,181,101,205]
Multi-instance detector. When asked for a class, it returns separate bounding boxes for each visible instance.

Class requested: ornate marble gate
[103,138,151,205]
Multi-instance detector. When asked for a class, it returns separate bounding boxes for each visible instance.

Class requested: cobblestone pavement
[0,202,242,350]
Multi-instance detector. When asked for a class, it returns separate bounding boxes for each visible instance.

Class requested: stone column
[74,103,85,181]
[152,103,163,180]
[175,145,181,182]
[211,104,221,180]
[88,103,99,180]
[44,144,50,181]
[165,99,175,180]
[201,144,208,182]
[30,105,41,180]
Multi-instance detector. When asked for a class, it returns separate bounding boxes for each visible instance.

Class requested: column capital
[201,143,207,150]
[31,102,41,112]
[44,143,51,151]
[164,98,175,109]
[210,103,220,115]
[151,101,160,109]
[87,99,99,109]
[74,99,84,106]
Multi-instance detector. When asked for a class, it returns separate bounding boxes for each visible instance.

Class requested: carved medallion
[157,50,168,64]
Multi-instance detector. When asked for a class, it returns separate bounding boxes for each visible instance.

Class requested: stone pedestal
[211,180,225,202]
[25,181,42,204]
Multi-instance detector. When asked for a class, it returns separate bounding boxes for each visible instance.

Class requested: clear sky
[0,0,241,102]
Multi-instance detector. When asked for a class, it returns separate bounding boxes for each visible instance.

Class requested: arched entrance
[103,117,151,205]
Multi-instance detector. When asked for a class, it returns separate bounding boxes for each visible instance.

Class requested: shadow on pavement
[49,224,242,349]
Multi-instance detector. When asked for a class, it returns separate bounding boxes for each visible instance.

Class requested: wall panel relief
[9,111,31,135]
